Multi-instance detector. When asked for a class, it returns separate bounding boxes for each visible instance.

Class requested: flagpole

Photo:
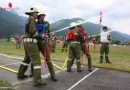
[93,11,103,60]
[99,11,103,32]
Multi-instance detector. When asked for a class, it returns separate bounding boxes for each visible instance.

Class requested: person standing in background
[100,26,112,64]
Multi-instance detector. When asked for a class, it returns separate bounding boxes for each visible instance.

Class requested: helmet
[25,7,39,15]
[69,22,77,28]
[77,20,83,24]
[76,20,84,27]
[38,11,46,16]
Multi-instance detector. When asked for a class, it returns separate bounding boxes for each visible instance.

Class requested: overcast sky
[0,0,130,34]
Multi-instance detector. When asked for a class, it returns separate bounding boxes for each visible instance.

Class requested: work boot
[34,81,47,86]
[77,69,82,72]
[106,61,111,64]
[47,62,57,81]
[33,66,43,86]
[76,60,82,72]
[88,69,92,72]
[51,76,57,81]
[105,56,111,64]
[67,59,72,72]
[17,75,28,80]
[67,69,72,72]
[88,57,92,71]
[17,64,28,79]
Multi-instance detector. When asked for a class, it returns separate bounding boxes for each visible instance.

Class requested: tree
[111,40,121,45]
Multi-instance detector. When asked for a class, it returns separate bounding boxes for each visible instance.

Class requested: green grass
[0,80,15,90]
[85,45,130,72]
[0,42,24,56]
[0,42,130,72]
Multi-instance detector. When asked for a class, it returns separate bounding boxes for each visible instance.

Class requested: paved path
[0,55,130,90]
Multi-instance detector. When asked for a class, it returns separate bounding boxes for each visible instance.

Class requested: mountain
[0,10,130,42]
[0,9,26,38]
[51,18,84,35]
[50,18,130,42]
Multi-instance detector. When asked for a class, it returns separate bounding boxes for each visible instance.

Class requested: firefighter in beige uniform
[17,7,46,86]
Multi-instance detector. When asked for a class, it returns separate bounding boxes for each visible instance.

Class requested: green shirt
[25,16,37,37]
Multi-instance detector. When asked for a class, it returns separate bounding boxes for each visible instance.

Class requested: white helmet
[25,7,39,15]
[38,11,46,16]
[76,20,84,26]
[77,20,83,23]
[69,22,77,28]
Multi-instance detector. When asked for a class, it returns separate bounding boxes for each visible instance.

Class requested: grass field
[0,80,15,90]
[0,42,130,72]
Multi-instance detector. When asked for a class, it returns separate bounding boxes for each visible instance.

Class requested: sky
[0,0,130,35]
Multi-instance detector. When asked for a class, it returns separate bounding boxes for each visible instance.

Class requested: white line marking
[67,68,99,90]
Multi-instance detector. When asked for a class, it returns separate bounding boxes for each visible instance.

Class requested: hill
[51,18,130,42]
[0,10,130,42]
[0,9,26,38]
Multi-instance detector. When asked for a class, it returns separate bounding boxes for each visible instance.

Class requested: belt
[70,41,80,44]
[24,38,38,43]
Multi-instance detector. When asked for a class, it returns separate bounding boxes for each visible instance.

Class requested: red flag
[8,2,12,8]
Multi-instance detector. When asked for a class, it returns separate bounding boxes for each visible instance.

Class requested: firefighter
[67,22,82,72]
[71,21,92,72]
[17,7,46,86]
[77,22,92,72]
[36,11,57,81]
